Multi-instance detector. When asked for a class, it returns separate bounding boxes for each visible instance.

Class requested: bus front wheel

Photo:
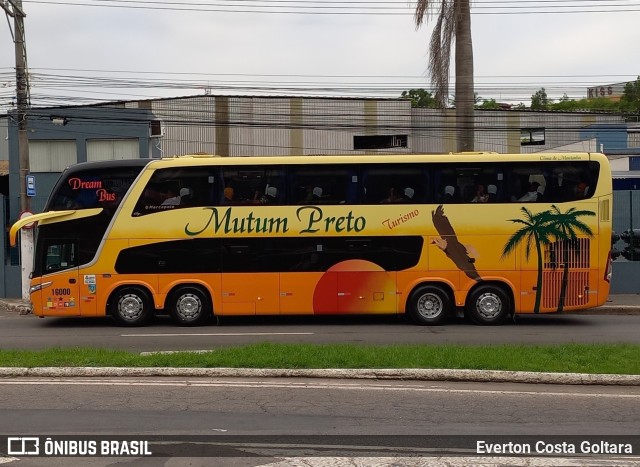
[110,287,153,327]
[466,285,510,325]
[407,285,451,325]
[168,286,211,326]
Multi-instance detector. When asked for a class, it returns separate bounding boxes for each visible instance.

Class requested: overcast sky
[1,0,639,110]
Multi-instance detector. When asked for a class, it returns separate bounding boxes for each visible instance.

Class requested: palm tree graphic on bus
[501,205,595,314]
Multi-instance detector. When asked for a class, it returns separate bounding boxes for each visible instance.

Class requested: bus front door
[32,239,82,317]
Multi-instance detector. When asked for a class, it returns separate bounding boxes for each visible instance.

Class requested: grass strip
[0,343,639,374]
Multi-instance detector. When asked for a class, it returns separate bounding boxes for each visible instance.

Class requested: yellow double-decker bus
[11,152,613,326]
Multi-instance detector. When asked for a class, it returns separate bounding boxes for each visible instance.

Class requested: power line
[26,0,640,14]
[2,68,637,111]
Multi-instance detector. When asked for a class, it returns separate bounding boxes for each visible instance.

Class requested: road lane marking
[121,332,314,337]
[0,378,639,398]
[262,456,640,466]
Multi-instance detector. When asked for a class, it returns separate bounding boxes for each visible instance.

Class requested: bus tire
[466,285,510,325]
[110,287,153,327]
[407,285,451,325]
[168,286,211,326]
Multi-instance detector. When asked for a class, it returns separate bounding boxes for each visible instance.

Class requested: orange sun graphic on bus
[313,260,393,314]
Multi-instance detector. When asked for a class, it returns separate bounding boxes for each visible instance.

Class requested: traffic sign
[26,175,36,197]
[19,211,35,229]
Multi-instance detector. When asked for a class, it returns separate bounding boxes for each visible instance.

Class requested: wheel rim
[416,293,443,320]
[118,293,145,322]
[475,292,502,320]
[175,293,202,321]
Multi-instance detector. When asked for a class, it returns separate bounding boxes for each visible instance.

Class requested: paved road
[1,309,640,351]
[1,377,639,466]
[2,304,640,466]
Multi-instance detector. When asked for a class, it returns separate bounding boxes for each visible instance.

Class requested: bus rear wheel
[407,285,451,325]
[168,286,211,326]
[110,287,153,327]
[466,285,510,325]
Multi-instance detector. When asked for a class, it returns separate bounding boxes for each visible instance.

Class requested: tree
[502,208,560,314]
[400,89,439,108]
[414,0,474,152]
[620,76,640,113]
[548,205,594,312]
[475,98,501,110]
[550,97,620,112]
[531,88,552,110]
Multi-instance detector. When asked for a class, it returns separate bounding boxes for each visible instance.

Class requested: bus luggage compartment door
[337,270,397,314]
[221,273,279,315]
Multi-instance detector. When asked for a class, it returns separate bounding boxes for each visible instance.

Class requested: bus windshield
[46,162,148,211]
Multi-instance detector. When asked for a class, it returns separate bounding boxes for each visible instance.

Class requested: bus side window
[507,164,547,202]
[547,162,598,202]
[361,163,424,205]
[290,165,349,205]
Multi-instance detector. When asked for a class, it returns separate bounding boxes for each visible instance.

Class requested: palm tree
[548,205,595,312]
[414,0,474,151]
[502,208,560,313]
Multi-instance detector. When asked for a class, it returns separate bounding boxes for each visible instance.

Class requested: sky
[1,0,640,111]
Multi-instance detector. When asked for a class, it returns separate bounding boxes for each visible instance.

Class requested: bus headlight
[29,281,52,294]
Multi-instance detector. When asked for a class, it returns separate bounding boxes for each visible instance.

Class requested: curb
[0,301,32,315]
[572,306,640,315]
[0,303,637,316]
[0,367,638,385]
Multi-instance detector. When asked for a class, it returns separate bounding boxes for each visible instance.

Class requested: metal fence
[611,190,640,293]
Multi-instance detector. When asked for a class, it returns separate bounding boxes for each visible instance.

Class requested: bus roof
[146,152,605,168]
[60,158,153,174]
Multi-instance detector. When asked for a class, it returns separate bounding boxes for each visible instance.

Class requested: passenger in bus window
[471,184,489,203]
[259,186,278,204]
[575,181,589,198]
[161,187,181,206]
[518,182,541,202]
[223,187,235,204]
[442,185,455,203]
[486,184,498,202]
[300,185,314,203]
[312,186,323,202]
[178,188,192,206]
[381,186,402,203]
[402,187,415,202]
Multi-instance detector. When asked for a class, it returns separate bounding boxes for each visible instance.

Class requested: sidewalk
[0,298,32,315]
[0,295,638,315]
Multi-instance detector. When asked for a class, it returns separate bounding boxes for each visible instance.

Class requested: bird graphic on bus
[431,205,481,281]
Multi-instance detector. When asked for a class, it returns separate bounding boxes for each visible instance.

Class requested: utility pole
[12,0,30,213]
[2,0,32,300]
[2,0,30,211]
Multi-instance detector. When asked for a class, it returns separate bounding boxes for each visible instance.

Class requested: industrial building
[1,94,638,296]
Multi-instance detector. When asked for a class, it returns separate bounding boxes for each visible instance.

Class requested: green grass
[0,343,639,374]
